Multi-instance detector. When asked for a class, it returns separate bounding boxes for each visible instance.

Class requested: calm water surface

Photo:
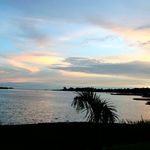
[0,89,150,125]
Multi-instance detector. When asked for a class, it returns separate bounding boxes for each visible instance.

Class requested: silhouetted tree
[72,91,118,123]
[63,87,67,91]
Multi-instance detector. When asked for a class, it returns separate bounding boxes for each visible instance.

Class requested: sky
[0,0,150,89]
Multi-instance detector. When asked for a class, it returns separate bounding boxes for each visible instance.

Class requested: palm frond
[72,91,118,124]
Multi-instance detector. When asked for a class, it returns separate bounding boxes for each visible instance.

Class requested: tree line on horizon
[62,87,150,95]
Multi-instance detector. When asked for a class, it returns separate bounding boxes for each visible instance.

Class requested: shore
[133,98,150,101]
[1,122,150,149]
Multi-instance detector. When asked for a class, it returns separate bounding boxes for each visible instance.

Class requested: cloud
[88,17,117,30]
[5,52,65,73]
[88,17,150,52]
[0,60,62,85]
[8,59,40,73]
[81,35,116,45]
[58,26,101,42]
[0,77,34,83]
[137,41,150,47]
[64,57,102,65]
[17,18,51,48]
[53,57,150,79]
[135,24,150,30]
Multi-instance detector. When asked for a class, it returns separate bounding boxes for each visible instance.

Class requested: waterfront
[0,89,150,125]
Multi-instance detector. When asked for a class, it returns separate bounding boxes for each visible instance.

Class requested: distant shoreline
[133,98,150,101]
[55,87,150,96]
[54,87,150,103]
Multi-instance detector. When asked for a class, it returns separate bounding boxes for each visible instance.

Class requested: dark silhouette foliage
[72,91,118,123]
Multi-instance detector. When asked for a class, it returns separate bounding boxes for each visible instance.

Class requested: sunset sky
[0,0,150,89]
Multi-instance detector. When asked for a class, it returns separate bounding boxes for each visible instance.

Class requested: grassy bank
[1,122,150,149]
[103,142,150,150]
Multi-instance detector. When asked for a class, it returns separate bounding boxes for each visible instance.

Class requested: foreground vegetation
[72,91,118,123]
[1,122,150,150]
[103,142,150,150]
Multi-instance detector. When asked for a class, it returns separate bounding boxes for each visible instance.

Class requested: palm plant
[72,91,118,123]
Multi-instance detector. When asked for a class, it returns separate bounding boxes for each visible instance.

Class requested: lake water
[0,89,150,125]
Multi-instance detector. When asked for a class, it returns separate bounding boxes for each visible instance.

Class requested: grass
[103,142,150,150]
[119,118,150,125]
[1,122,150,149]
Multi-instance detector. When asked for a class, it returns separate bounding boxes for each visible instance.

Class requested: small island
[0,87,14,89]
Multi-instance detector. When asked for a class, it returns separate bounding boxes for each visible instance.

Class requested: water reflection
[0,89,150,125]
